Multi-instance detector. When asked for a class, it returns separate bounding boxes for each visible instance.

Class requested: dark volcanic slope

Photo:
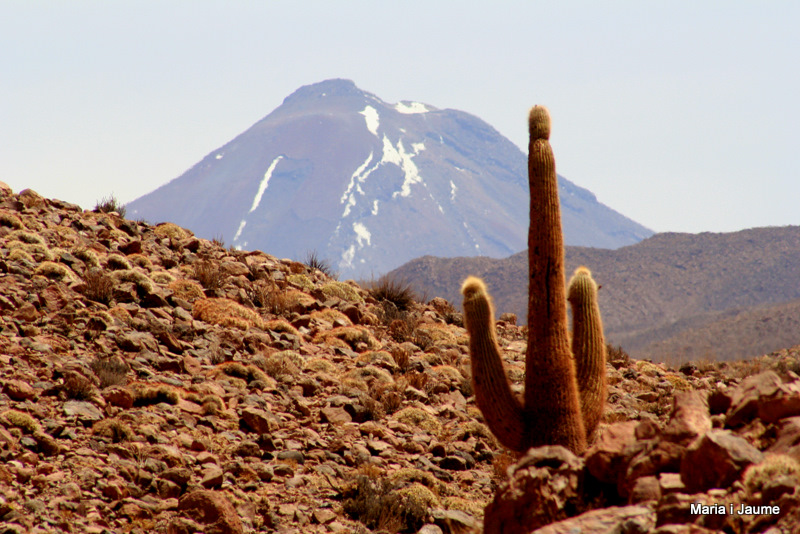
[390,226,800,362]
[127,79,652,280]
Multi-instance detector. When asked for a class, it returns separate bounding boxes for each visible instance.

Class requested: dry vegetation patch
[192,297,263,330]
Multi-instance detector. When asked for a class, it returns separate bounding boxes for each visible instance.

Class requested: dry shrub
[110,269,156,294]
[212,362,269,383]
[169,279,205,302]
[105,253,132,270]
[386,312,433,350]
[370,381,404,415]
[390,345,412,373]
[7,248,34,264]
[607,344,631,368]
[90,356,129,388]
[367,275,417,312]
[263,319,300,337]
[128,254,153,270]
[193,259,227,291]
[257,351,303,381]
[415,323,458,348]
[343,466,440,533]
[62,373,95,400]
[192,298,263,330]
[73,247,101,268]
[346,365,394,387]
[34,261,74,282]
[211,234,226,248]
[321,281,363,303]
[82,269,114,305]
[1,410,43,435]
[94,195,126,217]
[93,418,133,443]
[313,326,380,352]
[150,271,174,285]
[310,308,352,327]
[248,280,293,316]
[154,222,191,241]
[304,357,337,374]
[303,250,338,279]
[130,383,181,406]
[392,406,440,432]
[399,369,437,399]
[8,229,45,245]
[0,211,24,230]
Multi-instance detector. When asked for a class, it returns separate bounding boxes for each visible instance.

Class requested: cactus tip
[568,266,598,302]
[461,276,487,299]
[528,105,551,140]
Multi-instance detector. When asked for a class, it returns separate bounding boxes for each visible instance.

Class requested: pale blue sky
[2,2,798,234]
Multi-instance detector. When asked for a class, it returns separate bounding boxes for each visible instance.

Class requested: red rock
[102,386,135,409]
[178,490,243,534]
[680,429,763,493]
[768,415,800,454]
[240,406,278,434]
[623,440,685,498]
[313,509,337,524]
[585,421,638,484]
[726,371,782,427]
[118,239,142,254]
[201,466,224,489]
[757,379,800,423]
[484,446,584,534]
[629,475,661,504]
[663,391,712,444]
[100,477,129,500]
[320,406,352,424]
[530,504,655,534]
[14,303,39,322]
[2,379,37,401]
[182,354,203,376]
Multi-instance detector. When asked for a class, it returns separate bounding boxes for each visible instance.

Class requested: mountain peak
[282,78,371,106]
[128,80,652,279]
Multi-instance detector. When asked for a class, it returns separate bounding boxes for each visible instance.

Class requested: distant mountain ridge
[128,79,653,279]
[390,226,800,362]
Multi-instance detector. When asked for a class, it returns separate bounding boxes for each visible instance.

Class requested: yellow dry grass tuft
[192,298,264,330]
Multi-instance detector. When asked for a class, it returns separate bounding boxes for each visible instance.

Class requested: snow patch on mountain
[360,106,380,136]
[462,221,482,253]
[380,137,425,199]
[395,101,429,114]
[250,156,283,213]
[341,152,376,217]
[340,221,374,269]
[353,222,371,247]
[233,220,247,243]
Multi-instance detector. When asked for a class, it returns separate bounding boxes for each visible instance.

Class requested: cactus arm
[461,277,527,452]
[523,106,587,454]
[568,267,608,439]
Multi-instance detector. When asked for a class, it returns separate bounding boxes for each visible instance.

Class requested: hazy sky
[3,2,798,235]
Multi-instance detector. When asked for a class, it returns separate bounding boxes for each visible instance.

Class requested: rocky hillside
[1,184,800,533]
[390,226,800,363]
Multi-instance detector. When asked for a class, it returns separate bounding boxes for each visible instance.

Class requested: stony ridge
[0,183,799,533]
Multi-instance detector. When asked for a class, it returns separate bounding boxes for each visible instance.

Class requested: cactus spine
[461,106,606,455]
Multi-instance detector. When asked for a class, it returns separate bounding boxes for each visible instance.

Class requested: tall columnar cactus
[567,266,607,439]
[461,106,606,455]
